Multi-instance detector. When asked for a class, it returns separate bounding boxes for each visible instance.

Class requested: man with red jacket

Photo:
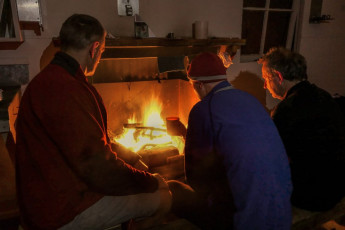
[15,14,171,230]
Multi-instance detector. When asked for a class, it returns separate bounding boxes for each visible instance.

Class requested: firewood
[138,146,179,167]
[149,155,185,180]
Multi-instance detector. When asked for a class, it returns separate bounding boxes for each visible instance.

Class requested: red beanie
[188,52,227,82]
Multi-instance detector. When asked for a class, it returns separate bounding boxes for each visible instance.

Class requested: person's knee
[127,189,172,230]
[167,180,194,196]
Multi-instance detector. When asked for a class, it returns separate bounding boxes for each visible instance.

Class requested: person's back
[259,47,345,212]
[272,80,345,211]
[183,52,292,230]
[15,14,170,230]
[186,81,292,230]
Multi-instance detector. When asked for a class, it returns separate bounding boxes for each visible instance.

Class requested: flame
[114,96,184,154]
[217,46,233,68]
[143,99,164,128]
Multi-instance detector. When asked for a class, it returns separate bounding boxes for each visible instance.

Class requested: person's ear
[274,70,284,84]
[198,82,203,89]
[89,41,100,58]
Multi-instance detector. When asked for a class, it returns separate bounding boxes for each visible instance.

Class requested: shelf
[105,37,245,47]
[53,37,245,59]
[0,41,23,50]
[102,37,246,59]
[19,21,42,36]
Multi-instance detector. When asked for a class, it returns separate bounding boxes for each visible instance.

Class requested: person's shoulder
[312,84,335,101]
[190,100,204,114]
[32,63,69,83]
[220,87,259,102]
[189,99,209,120]
[294,81,330,99]
[290,82,334,108]
[273,82,329,117]
[27,64,88,102]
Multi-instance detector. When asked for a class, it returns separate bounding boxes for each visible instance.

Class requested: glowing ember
[114,96,185,154]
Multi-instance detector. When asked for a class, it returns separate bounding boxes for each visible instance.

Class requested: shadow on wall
[230,71,268,112]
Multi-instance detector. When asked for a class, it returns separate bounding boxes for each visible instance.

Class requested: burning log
[138,146,185,180]
[150,154,185,180]
[138,146,179,167]
[111,96,186,180]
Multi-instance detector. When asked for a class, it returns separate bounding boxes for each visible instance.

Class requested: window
[0,0,23,49]
[241,0,300,62]
[0,0,21,39]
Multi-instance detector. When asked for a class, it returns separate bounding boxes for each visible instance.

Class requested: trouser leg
[168,180,233,230]
[59,190,160,230]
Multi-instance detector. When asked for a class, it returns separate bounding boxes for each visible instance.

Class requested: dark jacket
[15,52,158,230]
[272,80,345,211]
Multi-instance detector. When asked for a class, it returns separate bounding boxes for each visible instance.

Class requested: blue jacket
[185,81,292,230]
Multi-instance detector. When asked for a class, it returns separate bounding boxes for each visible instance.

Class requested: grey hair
[258,47,307,81]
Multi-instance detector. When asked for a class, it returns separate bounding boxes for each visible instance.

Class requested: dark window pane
[270,0,293,9]
[241,10,264,55]
[243,0,266,8]
[0,0,16,38]
[264,11,291,53]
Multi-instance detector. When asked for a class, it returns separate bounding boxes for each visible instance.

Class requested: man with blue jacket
[170,52,292,230]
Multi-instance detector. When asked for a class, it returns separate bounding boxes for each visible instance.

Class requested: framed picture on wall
[134,21,148,38]
[117,0,139,16]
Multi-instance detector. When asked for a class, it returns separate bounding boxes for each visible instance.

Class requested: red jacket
[15,52,158,230]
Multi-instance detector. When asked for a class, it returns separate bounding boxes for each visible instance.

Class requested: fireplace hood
[88,37,245,84]
[76,37,246,139]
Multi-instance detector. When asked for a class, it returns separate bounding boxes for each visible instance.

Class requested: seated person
[258,47,345,213]
[15,14,171,230]
[169,52,292,230]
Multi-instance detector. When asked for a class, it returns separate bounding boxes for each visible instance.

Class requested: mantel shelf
[0,41,24,50]
[105,37,245,47]
[102,37,246,59]
[53,37,245,59]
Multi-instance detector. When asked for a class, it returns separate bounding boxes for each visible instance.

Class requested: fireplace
[83,37,244,180]
[93,79,198,180]
[0,62,28,220]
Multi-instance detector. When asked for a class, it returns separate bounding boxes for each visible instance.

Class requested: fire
[114,96,185,154]
[217,45,233,68]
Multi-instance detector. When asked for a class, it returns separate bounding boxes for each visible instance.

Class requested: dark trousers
[167,180,233,230]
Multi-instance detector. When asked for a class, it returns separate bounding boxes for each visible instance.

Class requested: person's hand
[132,159,149,171]
[152,173,169,190]
[111,142,142,165]
[175,121,187,140]
[166,118,187,140]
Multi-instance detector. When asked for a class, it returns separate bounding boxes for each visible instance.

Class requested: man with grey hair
[15,14,171,230]
[258,47,345,213]
[168,52,292,230]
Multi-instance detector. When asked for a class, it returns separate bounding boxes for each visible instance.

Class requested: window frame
[0,0,22,42]
[240,0,301,62]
